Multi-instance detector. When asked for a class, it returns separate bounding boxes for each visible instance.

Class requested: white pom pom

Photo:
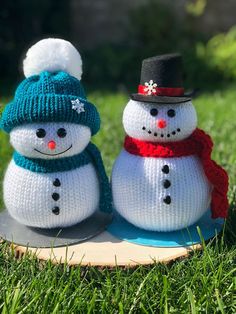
[23,38,83,80]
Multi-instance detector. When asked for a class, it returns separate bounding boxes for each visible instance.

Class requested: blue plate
[107,209,224,247]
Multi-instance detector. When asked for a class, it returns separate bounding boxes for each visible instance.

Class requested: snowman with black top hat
[112,53,229,232]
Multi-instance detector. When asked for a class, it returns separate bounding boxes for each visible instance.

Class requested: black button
[163,196,171,204]
[52,206,60,215]
[52,193,60,201]
[162,165,169,174]
[163,179,171,188]
[53,178,61,187]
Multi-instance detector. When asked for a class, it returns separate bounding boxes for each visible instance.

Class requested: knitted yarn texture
[1,71,100,135]
[4,158,100,228]
[124,128,229,219]
[112,99,229,231]
[4,140,112,228]
[122,100,197,142]
[1,38,112,228]
[112,149,212,231]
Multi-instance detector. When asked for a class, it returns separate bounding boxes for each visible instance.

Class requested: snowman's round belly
[3,160,100,228]
[112,150,212,231]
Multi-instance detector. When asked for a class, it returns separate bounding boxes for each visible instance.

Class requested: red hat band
[138,80,184,97]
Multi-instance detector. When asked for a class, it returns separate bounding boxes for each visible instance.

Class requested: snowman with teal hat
[1,38,111,229]
[112,53,229,232]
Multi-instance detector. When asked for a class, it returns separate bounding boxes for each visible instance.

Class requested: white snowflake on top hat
[144,80,157,95]
[71,99,85,114]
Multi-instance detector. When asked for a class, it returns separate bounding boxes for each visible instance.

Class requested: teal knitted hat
[0,39,100,135]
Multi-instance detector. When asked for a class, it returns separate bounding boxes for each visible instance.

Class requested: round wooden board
[13,231,201,267]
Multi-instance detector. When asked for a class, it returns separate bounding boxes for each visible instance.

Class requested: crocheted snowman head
[123,99,197,142]
[1,38,100,159]
[122,54,198,142]
[10,122,91,159]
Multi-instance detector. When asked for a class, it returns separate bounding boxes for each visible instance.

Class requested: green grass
[0,87,236,313]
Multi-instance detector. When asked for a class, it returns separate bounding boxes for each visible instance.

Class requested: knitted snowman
[1,38,111,229]
[112,54,228,232]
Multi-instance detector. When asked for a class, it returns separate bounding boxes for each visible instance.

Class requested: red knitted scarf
[124,128,228,219]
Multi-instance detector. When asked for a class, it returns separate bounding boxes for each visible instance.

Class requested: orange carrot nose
[157,119,167,129]
[48,140,56,150]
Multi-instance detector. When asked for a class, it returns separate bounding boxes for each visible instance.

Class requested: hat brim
[1,95,100,135]
[130,93,191,104]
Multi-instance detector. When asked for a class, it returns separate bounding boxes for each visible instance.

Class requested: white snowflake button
[144,80,157,95]
[71,99,85,114]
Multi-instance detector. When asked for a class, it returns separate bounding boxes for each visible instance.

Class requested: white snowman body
[112,100,212,231]
[4,122,100,228]
[4,160,99,228]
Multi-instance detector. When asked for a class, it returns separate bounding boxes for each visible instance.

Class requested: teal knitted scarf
[13,151,90,173]
[13,143,112,213]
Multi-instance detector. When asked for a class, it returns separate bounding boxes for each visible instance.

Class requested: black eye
[36,128,46,138]
[167,109,176,117]
[150,108,158,116]
[57,128,67,138]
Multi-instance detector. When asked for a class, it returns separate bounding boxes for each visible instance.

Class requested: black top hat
[131,53,191,104]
